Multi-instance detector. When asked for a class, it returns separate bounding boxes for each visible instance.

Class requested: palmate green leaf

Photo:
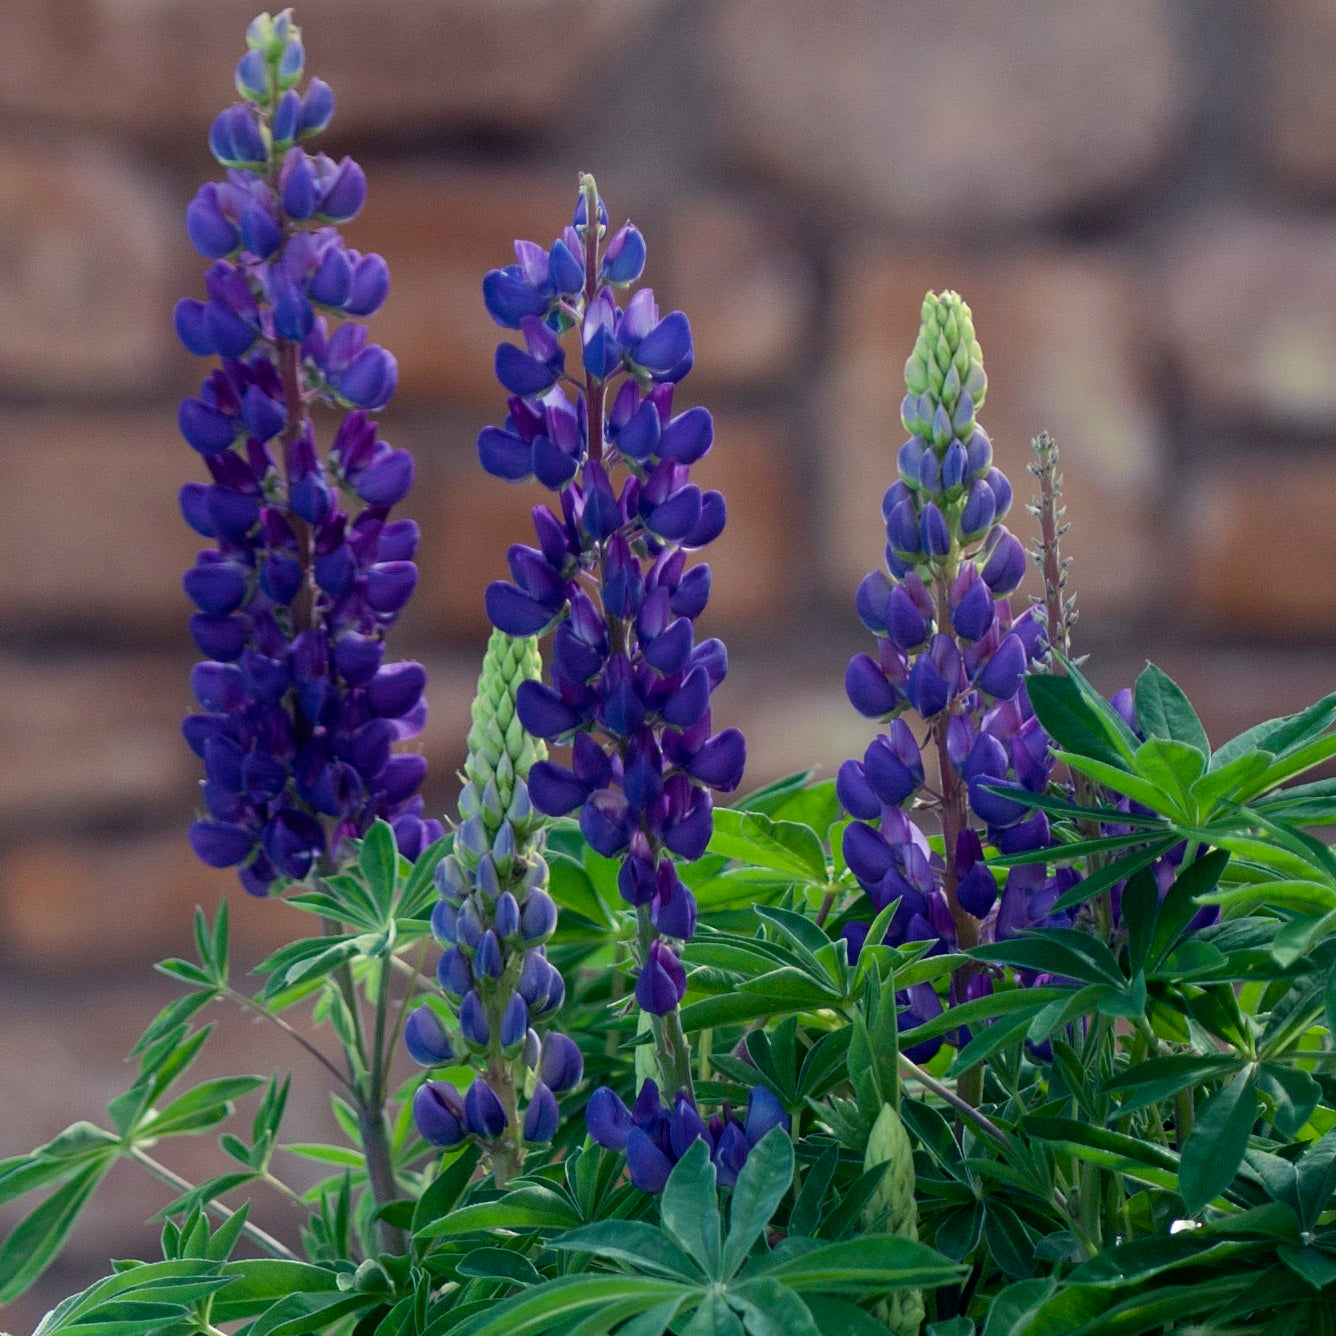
[788,1144,838,1239]
[359,818,400,917]
[1296,1132,1336,1234]
[1261,1063,1325,1138]
[733,768,821,815]
[1191,748,1274,811]
[1179,1070,1260,1215]
[727,1278,821,1336]
[0,1159,112,1302]
[415,1184,582,1238]
[138,1075,266,1138]
[245,1292,375,1336]
[1026,671,1136,769]
[549,1221,700,1281]
[895,984,1071,1047]
[1256,774,1336,823]
[400,833,451,919]
[681,1293,746,1336]
[741,1234,963,1292]
[1101,1052,1240,1117]
[456,1247,544,1287]
[754,904,831,961]
[707,808,828,884]
[1133,738,1204,816]
[1211,689,1336,770]
[723,1129,794,1277]
[444,1276,688,1336]
[598,1297,688,1336]
[970,930,1125,989]
[1134,662,1209,753]
[661,1140,722,1279]
[1052,837,1181,913]
[1278,1244,1336,1291]
[548,853,618,928]
[258,934,361,998]
[1053,750,1184,818]
[679,969,840,1031]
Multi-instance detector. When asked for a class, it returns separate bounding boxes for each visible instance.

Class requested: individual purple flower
[178,13,435,895]
[478,175,744,1094]
[586,1079,791,1194]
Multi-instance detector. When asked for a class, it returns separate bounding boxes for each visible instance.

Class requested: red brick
[707,0,1186,229]
[1183,456,1336,632]
[0,413,204,634]
[0,144,181,396]
[341,169,585,405]
[0,833,291,972]
[0,1,667,140]
[656,199,816,391]
[1163,213,1336,428]
[823,248,1160,625]
[0,655,194,827]
[1261,0,1336,193]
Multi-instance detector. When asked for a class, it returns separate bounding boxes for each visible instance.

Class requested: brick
[0,832,291,972]
[1163,213,1336,428]
[1262,0,1336,192]
[0,144,181,396]
[656,198,816,391]
[341,169,583,404]
[0,655,195,827]
[1183,455,1336,633]
[823,248,1160,624]
[0,1,665,139]
[706,0,1186,230]
[0,412,205,635]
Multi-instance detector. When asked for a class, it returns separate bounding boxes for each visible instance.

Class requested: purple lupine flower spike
[836,291,1065,1054]
[179,10,436,895]
[478,174,744,1099]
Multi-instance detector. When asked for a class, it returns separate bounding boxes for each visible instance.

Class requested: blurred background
[4,0,1336,1326]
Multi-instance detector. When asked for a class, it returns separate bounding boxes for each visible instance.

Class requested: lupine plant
[8,11,1336,1336]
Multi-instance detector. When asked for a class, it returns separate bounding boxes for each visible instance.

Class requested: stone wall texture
[4,1,1336,1327]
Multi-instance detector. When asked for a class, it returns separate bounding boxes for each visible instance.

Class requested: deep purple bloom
[478,183,745,1036]
[178,20,436,895]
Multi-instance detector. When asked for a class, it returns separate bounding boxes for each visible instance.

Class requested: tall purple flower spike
[836,292,1074,1050]
[178,10,440,894]
[478,174,744,1095]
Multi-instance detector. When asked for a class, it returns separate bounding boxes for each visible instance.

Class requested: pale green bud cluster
[902,290,987,445]
[863,1103,925,1336]
[460,631,546,851]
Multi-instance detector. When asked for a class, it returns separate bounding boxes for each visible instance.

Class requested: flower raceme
[837,291,1072,1049]
[478,178,744,1055]
[177,11,439,893]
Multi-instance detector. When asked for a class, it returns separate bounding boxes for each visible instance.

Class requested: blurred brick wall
[4,0,1336,1327]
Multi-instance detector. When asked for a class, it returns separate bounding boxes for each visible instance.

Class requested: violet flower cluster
[478,177,744,1044]
[837,292,1074,1055]
[176,11,439,893]
[409,632,582,1176]
[585,1079,789,1194]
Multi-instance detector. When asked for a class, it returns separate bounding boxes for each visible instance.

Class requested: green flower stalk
[410,630,582,1186]
[863,1102,925,1336]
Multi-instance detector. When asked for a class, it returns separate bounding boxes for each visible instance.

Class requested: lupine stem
[223,984,355,1095]
[128,1147,299,1261]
